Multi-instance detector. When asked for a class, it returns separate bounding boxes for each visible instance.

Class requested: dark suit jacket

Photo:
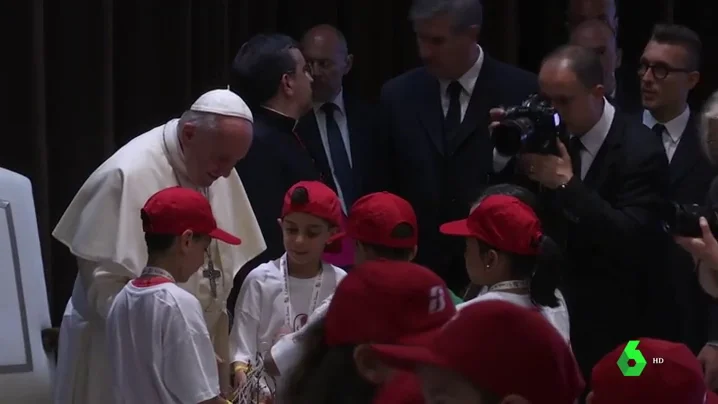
[378,54,538,291]
[494,111,674,381]
[657,113,718,353]
[234,107,322,270]
[295,93,381,197]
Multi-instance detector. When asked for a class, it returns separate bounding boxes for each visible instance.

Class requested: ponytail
[528,235,563,308]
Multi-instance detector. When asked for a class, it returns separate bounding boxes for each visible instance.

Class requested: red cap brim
[208,228,242,245]
[371,344,449,372]
[325,231,345,253]
[707,391,718,404]
[439,219,473,237]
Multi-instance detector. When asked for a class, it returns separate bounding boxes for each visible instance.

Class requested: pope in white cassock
[51,89,266,404]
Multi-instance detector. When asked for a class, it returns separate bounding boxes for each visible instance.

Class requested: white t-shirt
[269,293,333,375]
[106,280,219,404]
[457,287,571,344]
[229,258,345,366]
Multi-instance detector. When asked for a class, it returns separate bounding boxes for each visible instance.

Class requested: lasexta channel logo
[616,340,648,376]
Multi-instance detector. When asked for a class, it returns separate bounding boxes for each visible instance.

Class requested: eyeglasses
[638,62,692,80]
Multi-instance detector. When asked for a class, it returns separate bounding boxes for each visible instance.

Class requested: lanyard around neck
[280,253,324,332]
[488,280,530,292]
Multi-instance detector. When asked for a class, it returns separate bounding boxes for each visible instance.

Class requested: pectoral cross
[203,252,221,298]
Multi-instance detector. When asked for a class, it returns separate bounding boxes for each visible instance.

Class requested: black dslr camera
[663,203,718,238]
[491,94,567,156]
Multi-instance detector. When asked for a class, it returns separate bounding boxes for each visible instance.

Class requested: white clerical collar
[576,98,615,157]
[313,88,346,117]
[439,45,485,98]
[162,119,192,185]
[642,106,690,143]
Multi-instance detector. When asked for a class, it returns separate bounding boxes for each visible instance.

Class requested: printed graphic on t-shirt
[293,313,309,331]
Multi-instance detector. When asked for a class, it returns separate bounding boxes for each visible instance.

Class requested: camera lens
[491,117,534,155]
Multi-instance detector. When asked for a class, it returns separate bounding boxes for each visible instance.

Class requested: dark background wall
[3,0,716,324]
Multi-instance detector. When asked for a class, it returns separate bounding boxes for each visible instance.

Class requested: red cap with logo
[371,300,584,404]
[347,192,418,248]
[324,260,455,346]
[141,186,241,245]
[591,338,718,404]
[281,181,344,252]
[440,194,542,255]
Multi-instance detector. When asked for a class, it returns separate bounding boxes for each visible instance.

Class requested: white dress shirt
[312,89,353,212]
[642,107,690,162]
[439,45,485,120]
[492,98,616,180]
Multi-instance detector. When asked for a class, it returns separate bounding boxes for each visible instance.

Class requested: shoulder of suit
[380,67,431,95]
[483,56,536,81]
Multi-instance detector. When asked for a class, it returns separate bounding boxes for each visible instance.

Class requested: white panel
[0,167,52,403]
[0,201,31,368]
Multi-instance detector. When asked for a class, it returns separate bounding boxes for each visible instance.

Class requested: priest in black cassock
[230,34,321,285]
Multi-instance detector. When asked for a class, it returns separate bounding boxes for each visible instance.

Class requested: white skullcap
[190,88,253,123]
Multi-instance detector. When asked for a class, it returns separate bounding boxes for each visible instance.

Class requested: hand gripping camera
[491,94,567,156]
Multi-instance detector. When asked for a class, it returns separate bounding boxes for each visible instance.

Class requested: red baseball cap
[371,300,584,404]
[324,260,455,346]
[281,181,344,252]
[591,338,718,404]
[440,194,542,255]
[347,192,418,248]
[373,371,424,404]
[141,186,241,245]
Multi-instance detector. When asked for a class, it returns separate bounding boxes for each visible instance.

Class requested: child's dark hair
[290,186,310,205]
[283,318,376,404]
[359,222,415,261]
[475,234,563,307]
[141,210,202,255]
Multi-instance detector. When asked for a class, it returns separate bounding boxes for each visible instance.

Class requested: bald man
[570,18,621,102]
[296,24,382,238]
[567,0,618,32]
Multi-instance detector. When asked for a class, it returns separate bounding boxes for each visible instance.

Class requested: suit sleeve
[556,130,669,251]
[376,85,399,193]
[235,139,285,267]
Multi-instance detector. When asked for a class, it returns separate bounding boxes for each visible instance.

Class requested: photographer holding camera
[674,91,718,390]
[489,44,675,388]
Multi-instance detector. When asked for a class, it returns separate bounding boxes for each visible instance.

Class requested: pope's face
[182,116,253,187]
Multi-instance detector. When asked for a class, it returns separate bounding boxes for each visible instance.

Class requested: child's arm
[228,275,263,385]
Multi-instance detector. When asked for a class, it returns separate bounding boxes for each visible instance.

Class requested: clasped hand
[675,218,718,299]
[489,108,574,189]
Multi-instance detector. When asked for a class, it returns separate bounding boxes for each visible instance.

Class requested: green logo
[617,340,647,376]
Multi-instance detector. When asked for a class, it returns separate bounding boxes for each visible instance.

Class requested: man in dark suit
[492,44,673,385]
[230,34,321,271]
[297,25,379,210]
[378,0,537,292]
[569,18,635,111]
[639,24,718,357]
[296,24,378,268]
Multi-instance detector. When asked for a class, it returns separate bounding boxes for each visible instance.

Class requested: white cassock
[51,89,266,404]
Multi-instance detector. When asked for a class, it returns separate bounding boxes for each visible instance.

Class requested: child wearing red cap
[106,186,241,404]
[283,260,457,404]
[588,338,718,404]
[441,193,571,343]
[264,191,463,379]
[370,300,585,404]
[228,181,347,394]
